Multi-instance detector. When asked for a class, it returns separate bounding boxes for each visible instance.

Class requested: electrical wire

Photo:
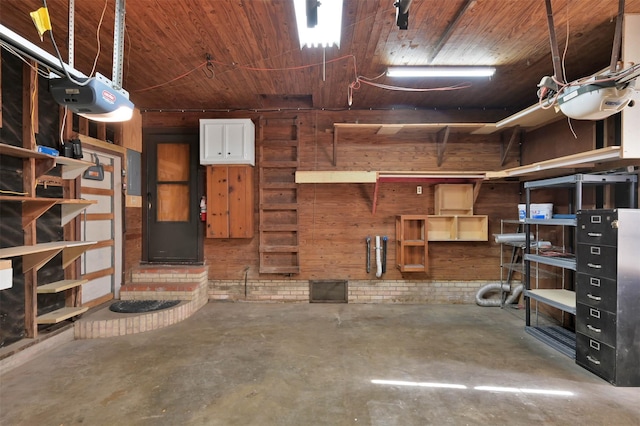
[88,0,109,78]
[0,41,51,78]
[0,189,30,196]
[41,0,89,85]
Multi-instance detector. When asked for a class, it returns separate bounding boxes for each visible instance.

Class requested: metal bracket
[436,126,450,167]
[112,0,126,89]
[500,126,520,167]
[68,0,74,68]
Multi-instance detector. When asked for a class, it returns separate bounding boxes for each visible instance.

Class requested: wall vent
[309,280,347,303]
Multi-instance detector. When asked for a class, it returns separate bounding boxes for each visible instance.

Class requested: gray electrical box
[126,149,141,196]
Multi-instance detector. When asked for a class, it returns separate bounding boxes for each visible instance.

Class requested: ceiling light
[387,66,496,78]
[293,0,343,48]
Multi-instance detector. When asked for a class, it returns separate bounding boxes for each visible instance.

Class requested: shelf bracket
[22,199,57,229]
[332,126,338,167]
[436,126,450,167]
[500,125,521,166]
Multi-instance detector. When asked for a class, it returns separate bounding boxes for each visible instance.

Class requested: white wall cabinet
[200,119,255,165]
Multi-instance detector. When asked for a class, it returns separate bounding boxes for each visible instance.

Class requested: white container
[0,260,12,290]
[518,203,553,221]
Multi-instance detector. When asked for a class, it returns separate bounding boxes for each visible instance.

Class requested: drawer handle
[590,277,601,287]
[587,263,602,269]
[587,324,601,333]
[587,232,602,237]
[586,355,601,365]
[589,340,600,351]
[587,294,602,301]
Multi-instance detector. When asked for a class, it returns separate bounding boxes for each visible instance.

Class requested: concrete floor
[1,303,639,426]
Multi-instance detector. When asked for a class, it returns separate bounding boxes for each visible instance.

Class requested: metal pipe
[375,236,382,278]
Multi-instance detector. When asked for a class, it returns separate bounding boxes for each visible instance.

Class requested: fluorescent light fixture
[293,0,343,48]
[387,66,496,78]
[49,73,134,122]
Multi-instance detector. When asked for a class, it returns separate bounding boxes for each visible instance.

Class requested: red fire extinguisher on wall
[200,196,207,222]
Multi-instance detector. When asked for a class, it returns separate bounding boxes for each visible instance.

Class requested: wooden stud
[22,60,38,338]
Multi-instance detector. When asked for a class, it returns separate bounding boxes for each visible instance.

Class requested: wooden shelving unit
[0,142,96,337]
[396,215,428,272]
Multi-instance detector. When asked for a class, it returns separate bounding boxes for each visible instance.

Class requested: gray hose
[475,283,523,307]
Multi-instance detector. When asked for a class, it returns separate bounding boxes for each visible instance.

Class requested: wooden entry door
[144,133,202,263]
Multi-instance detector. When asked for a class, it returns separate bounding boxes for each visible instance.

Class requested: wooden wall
[141,109,521,282]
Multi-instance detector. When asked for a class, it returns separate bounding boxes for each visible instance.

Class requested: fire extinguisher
[200,196,207,222]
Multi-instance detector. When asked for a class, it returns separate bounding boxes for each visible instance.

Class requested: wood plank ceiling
[2,0,639,118]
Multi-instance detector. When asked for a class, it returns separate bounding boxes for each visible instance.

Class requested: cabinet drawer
[576,273,617,313]
[577,211,618,247]
[576,244,617,280]
[576,303,617,347]
[576,333,615,383]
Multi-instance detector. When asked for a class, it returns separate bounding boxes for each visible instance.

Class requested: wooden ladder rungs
[260,245,300,253]
[260,161,299,168]
[260,224,299,232]
[37,279,89,294]
[259,266,300,274]
[260,139,300,146]
[260,203,299,211]
[36,306,89,324]
[260,182,298,189]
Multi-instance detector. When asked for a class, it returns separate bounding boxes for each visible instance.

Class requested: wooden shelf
[36,306,89,324]
[427,215,488,241]
[396,215,428,273]
[37,279,89,294]
[525,289,576,315]
[0,143,56,178]
[435,184,474,215]
[0,241,96,273]
[0,143,93,180]
[0,196,96,228]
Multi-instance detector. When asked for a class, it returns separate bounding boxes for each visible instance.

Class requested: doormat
[109,300,181,314]
[309,280,348,303]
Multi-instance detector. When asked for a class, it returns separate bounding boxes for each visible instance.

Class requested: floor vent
[309,280,348,303]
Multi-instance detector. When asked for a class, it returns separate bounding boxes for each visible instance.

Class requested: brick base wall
[209,279,493,304]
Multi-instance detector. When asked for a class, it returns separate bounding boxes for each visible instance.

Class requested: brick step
[121,282,201,293]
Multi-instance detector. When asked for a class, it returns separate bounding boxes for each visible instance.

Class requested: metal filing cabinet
[576,209,640,386]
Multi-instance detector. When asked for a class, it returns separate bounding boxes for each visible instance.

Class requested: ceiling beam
[428,0,477,63]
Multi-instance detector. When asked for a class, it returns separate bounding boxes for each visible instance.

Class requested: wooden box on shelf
[434,184,474,215]
[396,215,428,272]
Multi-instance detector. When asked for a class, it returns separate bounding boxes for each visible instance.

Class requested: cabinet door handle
[586,355,601,365]
[587,324,601,333]
[587,232,602,237]
[587,263,602,269]
[587,293,602,301]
